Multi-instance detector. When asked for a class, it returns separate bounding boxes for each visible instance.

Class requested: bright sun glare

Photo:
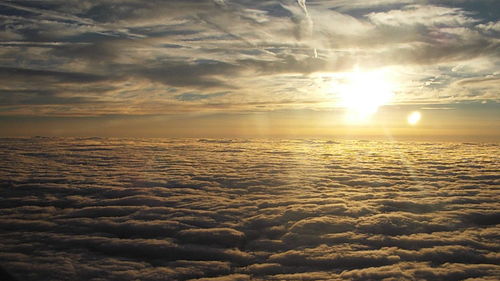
[336,68,395,122]
[408,111,421,125]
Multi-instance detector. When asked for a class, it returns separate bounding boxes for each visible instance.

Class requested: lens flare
[408,111,421,125]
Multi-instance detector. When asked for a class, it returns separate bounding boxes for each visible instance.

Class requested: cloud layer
[0,0,498,116]
[0,138,498,280]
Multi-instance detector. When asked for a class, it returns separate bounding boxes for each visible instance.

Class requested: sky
[0,0,499,139]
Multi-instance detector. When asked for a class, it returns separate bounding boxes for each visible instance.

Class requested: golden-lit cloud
[0,138,499,279]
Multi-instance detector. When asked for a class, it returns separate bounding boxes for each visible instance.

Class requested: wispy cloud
[0,0,497,117]
[176,91,229,101]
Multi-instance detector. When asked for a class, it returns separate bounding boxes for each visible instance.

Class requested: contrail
[214,0,226,6]
[297,0,317,58]
[297,0,308,15]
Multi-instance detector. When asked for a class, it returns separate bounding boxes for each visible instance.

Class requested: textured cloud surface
[0,138,499,280]
[0,0,498,116]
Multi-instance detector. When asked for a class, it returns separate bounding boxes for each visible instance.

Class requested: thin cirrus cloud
[0,0,498,117]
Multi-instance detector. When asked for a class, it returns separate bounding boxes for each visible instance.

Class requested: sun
[407,111,421,125]
[335,68,395,122]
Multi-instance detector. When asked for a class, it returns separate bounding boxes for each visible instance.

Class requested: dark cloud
[48,41,122,62]
[139,61,239,89]
[0,67,107,84]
